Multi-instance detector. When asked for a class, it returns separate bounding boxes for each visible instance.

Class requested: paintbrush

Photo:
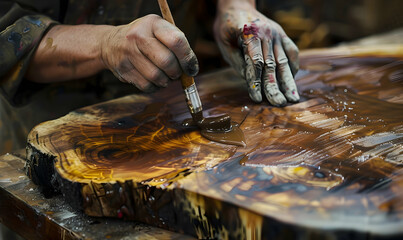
[157,0,232,133]
[157,0,246,147]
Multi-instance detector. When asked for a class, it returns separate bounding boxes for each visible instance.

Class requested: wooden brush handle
[157,0,201,114]
[157,0,175,25]
[157,0,195,89]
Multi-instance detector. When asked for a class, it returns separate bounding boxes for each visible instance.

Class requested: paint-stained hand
[101,14,199,92]
[214,2,299,106]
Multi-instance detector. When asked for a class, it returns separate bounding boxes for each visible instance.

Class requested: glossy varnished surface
[0,153,194,240]
[27,45,403,238]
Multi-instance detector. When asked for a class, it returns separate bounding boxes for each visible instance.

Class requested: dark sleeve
[0,3,58,106]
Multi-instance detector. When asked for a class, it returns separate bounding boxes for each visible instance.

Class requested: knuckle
[148,68,163,82]
[184,51,194,62]
[131,31,145,43]
[277,56,288,67]
[170,31,186,49]
[252,53,264,65]
[171,69,182,79]
[145,14,161,21]
[244,54,253,66]
[265,59,276,72]
[137,81,152,92]
[143,84,154,92]
[160,54,176,70]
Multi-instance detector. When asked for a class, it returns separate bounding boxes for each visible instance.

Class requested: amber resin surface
[27,45,403,239]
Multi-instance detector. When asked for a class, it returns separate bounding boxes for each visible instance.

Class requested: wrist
[95,25,117,71]
[217,0,255,14]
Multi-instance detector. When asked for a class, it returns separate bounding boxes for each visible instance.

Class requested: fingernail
[285,90,300,103]
[248,84,262,103]
[268,93,287,106]
[249,91,262,103]
[144,84,158,93]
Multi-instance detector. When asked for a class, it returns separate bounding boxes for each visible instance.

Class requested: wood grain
[26,45,403,239]
[0,152,194,240]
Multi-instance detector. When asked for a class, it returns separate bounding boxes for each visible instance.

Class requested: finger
[153,18,199,76]
[262,39,287,106]
[131,54,170,88]
[244,37,264,78]
[137,37,182,80]
[241,24,264,103]
[242,23,264,84]
[118,47,169,88]
[281,37,299,77]
[273,37,300,103]
[113,61,157,92]
[243,52,262,102]
[124,37,170,88]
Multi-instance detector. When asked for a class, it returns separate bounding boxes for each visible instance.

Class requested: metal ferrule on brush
[181,74,203,116]
[184,83,202,114]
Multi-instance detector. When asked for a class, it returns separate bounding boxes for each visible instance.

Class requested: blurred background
[193,0,403,73]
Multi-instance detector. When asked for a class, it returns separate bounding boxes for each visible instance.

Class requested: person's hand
[214,1,299,106]
[101,14,199,92]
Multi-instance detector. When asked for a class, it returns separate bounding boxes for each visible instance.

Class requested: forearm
[26,24,113,83]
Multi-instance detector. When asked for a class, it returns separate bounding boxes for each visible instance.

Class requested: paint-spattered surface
[27,46,403,239]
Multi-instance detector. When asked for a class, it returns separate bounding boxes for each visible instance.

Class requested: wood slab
[26,45,403,239]
[0,152,194,240]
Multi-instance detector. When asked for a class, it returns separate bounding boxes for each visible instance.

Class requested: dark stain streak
[8,32,23,57]
[25,16,42,27]
[23,26,30,33]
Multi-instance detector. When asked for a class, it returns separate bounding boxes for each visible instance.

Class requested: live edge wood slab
[0,152,194,240]
[26,45,403,239]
